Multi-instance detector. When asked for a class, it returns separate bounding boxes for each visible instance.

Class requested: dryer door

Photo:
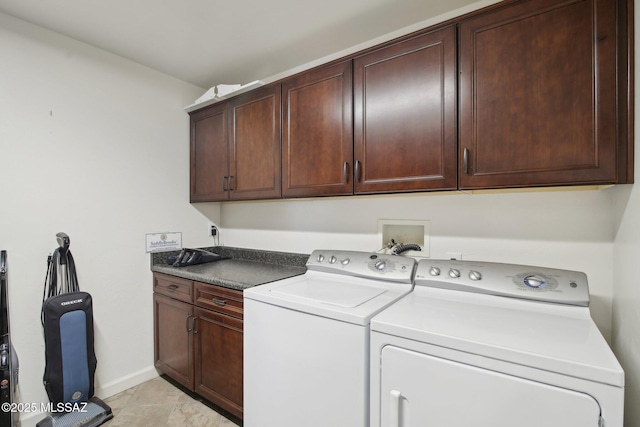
[380,346,601,427]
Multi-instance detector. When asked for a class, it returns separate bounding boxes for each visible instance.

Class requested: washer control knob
[329,255,337,264]
[429,267,441,276]
[341,258,350,266]
[469,270,482,281]
[375,260,387,271]
[524,275,545,288]
[316,254,325,263]
[448,268,461,278]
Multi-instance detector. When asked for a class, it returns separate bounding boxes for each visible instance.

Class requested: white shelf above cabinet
[184,80,264,112]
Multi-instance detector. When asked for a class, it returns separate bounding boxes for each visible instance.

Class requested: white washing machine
[244,250,416,427]
[370,259,624,427]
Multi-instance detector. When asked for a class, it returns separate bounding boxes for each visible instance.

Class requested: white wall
[0,12,220,426]
[612,182,639,427]
[611,2,640,426]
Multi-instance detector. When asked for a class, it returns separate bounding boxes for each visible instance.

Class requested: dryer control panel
[415,259,589,306]
[307,250,416,284]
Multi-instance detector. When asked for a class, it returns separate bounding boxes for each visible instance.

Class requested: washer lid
[271,278,387,308]
[244,271,413,325]
[371,287,624,388]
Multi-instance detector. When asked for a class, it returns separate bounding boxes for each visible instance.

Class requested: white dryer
[370,259,624,427]
[244,250,416,427]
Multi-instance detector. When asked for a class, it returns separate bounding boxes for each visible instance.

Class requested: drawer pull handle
[355,160,362,182]
[167,285,178,291]
[192,317,198,334]
[186,315,193,332]
[213,298,227,307]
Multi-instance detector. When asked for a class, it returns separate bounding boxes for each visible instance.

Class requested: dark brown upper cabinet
[190,102,229,202]
[282,60,354,198]
[190,85,281,202]
[228,85,282,200]
[353,25,458,194]
[189,0,632,202]
[458,0,632,189]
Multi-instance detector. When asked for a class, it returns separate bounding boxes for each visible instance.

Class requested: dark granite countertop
[151,246,308,291]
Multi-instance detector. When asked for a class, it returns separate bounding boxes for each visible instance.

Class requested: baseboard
[94,365,159,399]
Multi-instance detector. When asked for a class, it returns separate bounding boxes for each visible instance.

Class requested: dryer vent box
[378,219,430,258]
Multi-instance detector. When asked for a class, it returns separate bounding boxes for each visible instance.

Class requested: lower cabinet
[153,273,244,419]
[193,307,243,417]
[153,293,194,389]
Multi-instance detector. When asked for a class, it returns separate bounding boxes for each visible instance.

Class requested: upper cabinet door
[354,26,458,194]
[190,103,229,202]
[459,0,620,189]
[282,60,353,198]
[228,85,282,201]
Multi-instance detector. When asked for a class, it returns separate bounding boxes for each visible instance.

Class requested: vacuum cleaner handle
[0,250,6,276]
[56,232,70,265]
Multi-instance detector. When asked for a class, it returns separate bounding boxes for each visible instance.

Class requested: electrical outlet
[207,222,218,237]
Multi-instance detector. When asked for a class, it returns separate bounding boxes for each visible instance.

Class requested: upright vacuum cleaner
[1,250,20,427]
[37,233,112,427]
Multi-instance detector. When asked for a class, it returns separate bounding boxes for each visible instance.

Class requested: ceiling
[0,0,481,89]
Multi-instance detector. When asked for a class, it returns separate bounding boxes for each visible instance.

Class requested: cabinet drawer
[154,273,193,303]
[195,306,244,334]
[194,281,243,319]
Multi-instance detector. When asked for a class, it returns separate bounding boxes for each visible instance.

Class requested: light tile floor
[103,376,240,427]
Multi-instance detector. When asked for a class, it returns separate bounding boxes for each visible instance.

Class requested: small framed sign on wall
[145,232,182,253]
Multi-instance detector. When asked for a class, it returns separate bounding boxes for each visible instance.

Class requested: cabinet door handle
[389,390,402,427]
[229,176,234,191]
[167,285,178,291]
[343,162,350,183]
[192,317,198,334]
[463,148,469,174]
[355,160,362,182]
[212,298,227,307]
[222,176,228,191]
[186,315,193,332]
